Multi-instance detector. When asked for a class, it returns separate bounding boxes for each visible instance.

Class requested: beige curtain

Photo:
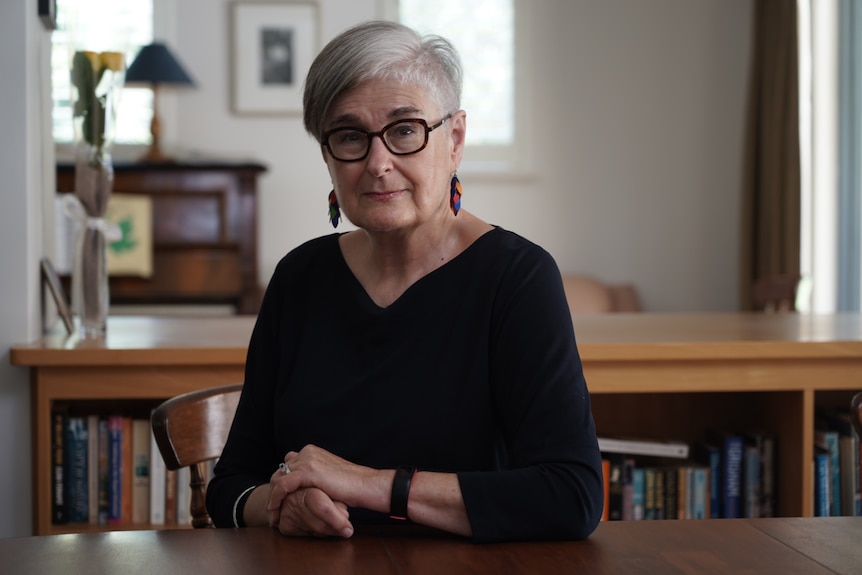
[739,0,801,310]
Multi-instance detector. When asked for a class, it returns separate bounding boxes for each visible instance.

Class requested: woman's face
[322,79,465,233]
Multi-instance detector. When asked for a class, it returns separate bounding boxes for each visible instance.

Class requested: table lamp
[124,42,195,162]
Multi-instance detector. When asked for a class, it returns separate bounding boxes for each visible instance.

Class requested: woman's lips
[365,189,403,200]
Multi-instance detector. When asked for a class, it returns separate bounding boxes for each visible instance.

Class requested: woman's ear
[449,110,467,167]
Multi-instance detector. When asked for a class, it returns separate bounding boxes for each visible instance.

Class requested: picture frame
[40,257,74,335]
[230,1,319,115]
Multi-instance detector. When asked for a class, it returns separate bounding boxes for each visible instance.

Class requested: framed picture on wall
[230,1,319,115]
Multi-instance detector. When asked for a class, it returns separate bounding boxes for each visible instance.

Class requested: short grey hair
[303,20,462,142]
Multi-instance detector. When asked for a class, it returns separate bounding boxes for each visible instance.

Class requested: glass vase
[71,145,113,338]
[69,49,125,338]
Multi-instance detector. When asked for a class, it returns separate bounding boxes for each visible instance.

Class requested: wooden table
[11,313,862,534]
[3,518,860,574]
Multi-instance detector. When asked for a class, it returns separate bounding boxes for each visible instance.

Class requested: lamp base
[138,142,174,163]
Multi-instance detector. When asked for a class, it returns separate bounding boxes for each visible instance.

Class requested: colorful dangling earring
[328,190,341,228]
[450,173,462,216]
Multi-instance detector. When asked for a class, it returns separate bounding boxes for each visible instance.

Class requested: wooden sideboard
[10,313,862,535]
[57,160,267,314]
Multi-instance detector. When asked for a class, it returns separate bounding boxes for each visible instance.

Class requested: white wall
[0,0,52,538]
[171,0,751,312]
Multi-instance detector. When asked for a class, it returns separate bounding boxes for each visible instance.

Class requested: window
[383,0,531,174]
[798,0,862,312]
[52,0,154,145]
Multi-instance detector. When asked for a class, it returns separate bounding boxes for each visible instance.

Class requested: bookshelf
[11,313,862,535]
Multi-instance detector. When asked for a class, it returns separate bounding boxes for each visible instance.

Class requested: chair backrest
[151,383,243,528]
[752,274,801,312]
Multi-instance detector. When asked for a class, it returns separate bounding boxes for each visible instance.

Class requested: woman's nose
[365,135,393,176]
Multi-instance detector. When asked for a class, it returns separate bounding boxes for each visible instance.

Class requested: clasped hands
[266,444,376,539]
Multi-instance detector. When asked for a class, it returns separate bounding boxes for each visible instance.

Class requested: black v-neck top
[207,227,603,541]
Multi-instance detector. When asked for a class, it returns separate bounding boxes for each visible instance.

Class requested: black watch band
[389,465,416,520]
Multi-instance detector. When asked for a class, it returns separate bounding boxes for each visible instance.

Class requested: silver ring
[279,462,291,474]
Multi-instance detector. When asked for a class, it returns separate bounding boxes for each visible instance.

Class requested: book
[607,454,625,521]
[742,444,761,518]
[98,417,109,524]
[122,417,133,523]
[644,467,657,520]
[682,466,693,519]
[839,434,860,516]
[176,466,191,527]
[691,466,709,519]
[814,445,831,516]
[663,466,678,520]
[621,458,636,521]
[815,429,841,516]
[107,416,123,524]
[654,467,665,519]
[149,416,166,525]
[694,441,722,518]
[87,415,100,524]
[597,437,689,459]
[50,406,68,524]
[631,468,646,520]
[131,419,151,524]
[707,430,744,518]
[65,416,89,523]
[601,458,610,521]
[817,407,860,516]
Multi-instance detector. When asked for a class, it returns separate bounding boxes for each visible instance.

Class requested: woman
[206,20,603,543]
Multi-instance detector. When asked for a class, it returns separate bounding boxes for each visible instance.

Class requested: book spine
[692,466,709,519]
[607,454,625,521]
[621,458,635,521]
[815,430,841,516]
[759,435,777,517]
[107,416,123,524]
[654,467,665,520]
[149,416,166,525]
[122,417,133,524]
[600,458,610,521]
[644,467,656,520]
[839,434,858,516]
[632,468,645,520]
[131,419,151,524]
[721,435,744,518]
[51,407,68,524]
[663,466,678,520]
[87,415,100,524]
[65,416,89,523]
[176,467,191,527]
[695,442,722,518]
[743,445,761,518]
[679,466,691,520]
[98,417,109,524]
[814,447,831,516]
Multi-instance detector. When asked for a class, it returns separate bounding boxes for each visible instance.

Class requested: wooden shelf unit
[11,313,862,535]
[57,159,267,315]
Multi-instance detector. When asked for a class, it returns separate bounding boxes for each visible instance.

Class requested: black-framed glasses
[322,114,452,162]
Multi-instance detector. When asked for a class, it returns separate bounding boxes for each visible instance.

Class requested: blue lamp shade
[125,43,194,86]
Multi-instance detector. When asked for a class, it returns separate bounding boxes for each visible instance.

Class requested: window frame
[379,0,534,177]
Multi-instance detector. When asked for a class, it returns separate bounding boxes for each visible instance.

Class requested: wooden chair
[151,384,243,528]
[752,274,801,312]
